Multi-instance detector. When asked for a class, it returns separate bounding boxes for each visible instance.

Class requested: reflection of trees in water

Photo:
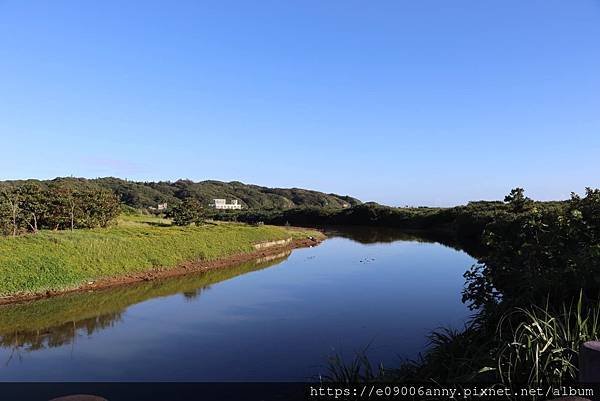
[182,285,212,301]
[0,252,290,359]
[325,226,482,257]
[1,312,123,352]
[182,290,201,300]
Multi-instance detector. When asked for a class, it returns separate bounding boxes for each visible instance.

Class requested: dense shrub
[464,188,600,308]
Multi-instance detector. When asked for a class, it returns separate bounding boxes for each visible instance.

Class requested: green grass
[0,215,322,297]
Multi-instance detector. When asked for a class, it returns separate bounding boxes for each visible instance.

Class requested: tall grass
[322,347,386,383]
[411,326,496,382]
[497,293,600,386]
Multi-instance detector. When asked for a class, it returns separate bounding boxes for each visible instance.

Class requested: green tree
[19,182,48,233]
[0,183,120,236]
[504,187,532,212]
[0,186,22,236]
[74,188,120,228]
[169,198,204,226]
[47,184,77,230]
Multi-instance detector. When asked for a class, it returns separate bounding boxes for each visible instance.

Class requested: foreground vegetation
[0,215,320,298]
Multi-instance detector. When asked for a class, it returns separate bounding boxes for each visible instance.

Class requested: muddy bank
[0,235,323,306]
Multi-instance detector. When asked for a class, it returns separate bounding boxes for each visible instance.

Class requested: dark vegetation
[211,194,565,245]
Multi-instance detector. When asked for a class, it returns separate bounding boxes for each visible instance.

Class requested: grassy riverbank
[0,215,322,298]
[0,254,291,349]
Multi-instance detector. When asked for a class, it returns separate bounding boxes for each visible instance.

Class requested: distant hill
[0,177,361,210]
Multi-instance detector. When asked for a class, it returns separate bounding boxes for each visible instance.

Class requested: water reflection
[0,252,290,359]
[325,226,482,257]
[0,228,476,380]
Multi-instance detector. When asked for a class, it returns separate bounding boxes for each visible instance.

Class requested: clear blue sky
[1,1,599,206]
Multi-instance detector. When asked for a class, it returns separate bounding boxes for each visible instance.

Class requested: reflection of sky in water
[0,233,475,381]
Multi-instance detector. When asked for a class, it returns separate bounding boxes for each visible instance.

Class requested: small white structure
[211,199,242,210]
[149,202,168,212]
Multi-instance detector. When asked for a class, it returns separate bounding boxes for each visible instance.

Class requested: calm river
[0,228,476,381]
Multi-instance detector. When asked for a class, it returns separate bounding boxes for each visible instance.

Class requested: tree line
[209,189,566,245]
[0,182,119,236]
[0,177,361,210]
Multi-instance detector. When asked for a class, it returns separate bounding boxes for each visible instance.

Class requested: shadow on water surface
[324,226,483,258]
[0,251,291,356]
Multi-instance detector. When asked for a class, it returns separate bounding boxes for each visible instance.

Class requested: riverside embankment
[0,216,323,305]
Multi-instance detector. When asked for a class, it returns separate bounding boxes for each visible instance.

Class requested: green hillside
[1,177,361,210]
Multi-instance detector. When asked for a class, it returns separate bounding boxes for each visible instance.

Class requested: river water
[0,228,476,381]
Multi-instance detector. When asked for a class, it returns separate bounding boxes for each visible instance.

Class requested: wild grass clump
[497,293,600,386]
[407,325,497,382]
[322,347,386,383]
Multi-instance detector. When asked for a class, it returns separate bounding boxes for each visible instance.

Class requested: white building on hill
[149,202,168,212]
[211,199,243,210]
